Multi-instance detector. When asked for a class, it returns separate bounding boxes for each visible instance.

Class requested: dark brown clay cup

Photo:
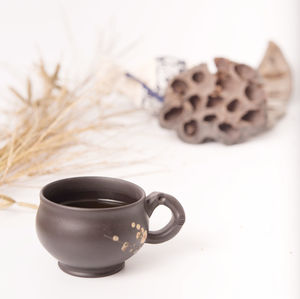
[36,176,185,278]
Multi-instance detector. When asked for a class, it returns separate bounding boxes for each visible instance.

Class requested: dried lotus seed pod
[159,64,216,129]
[159,58,268,145]
[159,98,193,129]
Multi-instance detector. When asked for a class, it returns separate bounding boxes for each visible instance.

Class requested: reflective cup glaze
[36,177,185,277]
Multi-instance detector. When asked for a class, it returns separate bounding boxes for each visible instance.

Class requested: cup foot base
[58,262,125,278]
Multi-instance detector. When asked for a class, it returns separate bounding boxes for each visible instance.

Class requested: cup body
[36,177,148,277]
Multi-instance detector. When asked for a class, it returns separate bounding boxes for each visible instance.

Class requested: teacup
[36,176,185,277]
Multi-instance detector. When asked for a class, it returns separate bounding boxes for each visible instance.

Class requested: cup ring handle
[144,192,185,244]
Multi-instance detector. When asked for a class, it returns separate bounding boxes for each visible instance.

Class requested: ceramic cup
[36,176,185,277]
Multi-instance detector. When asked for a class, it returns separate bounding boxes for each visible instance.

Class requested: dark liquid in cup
[61,198,127,209]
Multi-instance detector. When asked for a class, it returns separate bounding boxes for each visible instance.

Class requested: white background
[0,1,299,298]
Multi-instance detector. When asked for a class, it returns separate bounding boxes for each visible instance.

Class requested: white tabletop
[0,1,299,298]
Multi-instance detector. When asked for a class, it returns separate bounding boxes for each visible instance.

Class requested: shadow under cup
[36,176,185,277]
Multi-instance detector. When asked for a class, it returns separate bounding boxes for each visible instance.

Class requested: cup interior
[41,177,145,208]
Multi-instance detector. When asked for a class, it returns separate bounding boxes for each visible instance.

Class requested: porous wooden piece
[159,59,267,145]
[258,41,292,128]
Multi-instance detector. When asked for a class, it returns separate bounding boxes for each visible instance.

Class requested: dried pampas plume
[0,60,132,210]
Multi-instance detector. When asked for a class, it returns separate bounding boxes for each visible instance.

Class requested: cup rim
[40,176,146,212]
